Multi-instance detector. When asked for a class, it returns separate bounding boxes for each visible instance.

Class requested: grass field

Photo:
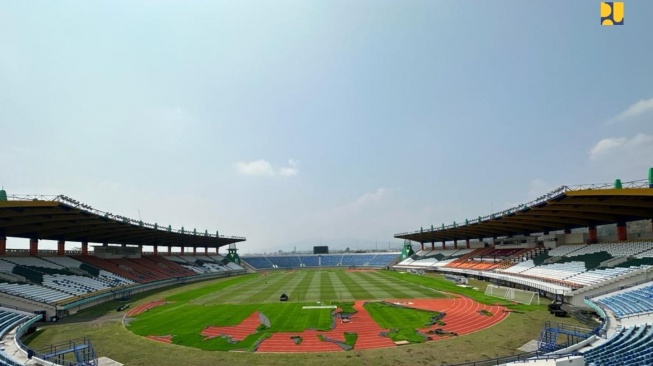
[23,270,589,366]
[125,270,449,350]
[184,270,449,304]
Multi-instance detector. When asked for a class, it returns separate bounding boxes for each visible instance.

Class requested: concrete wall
[0,294,56,319]
[505,356,585,366]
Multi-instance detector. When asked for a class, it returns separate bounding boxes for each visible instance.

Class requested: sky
[1,1,652,254]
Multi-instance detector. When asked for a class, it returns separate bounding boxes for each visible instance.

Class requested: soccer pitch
[125,270,449,350]
[191,270,448,304]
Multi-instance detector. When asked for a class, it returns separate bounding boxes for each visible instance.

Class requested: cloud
[588,134,653,178]
[235,159,299,177]
[589,134,653,161]
[353,188,388,207]
[279,159,299,176]
[589,137,628,160]
[610,97,653,123]
[327,188,390,218]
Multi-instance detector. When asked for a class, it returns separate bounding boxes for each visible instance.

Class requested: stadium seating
[368,254,399,266]
[40,256,134,287]
[298,256,319,267]
[595,284,653,318]
[583,324,653,365]
[340,254,375,267]
[0,308,36,366]
[42,274,113,295]
[320,255,342,266]
[241,253,399,269]
[267,256,302,268]
[0,282,72,303]
[241,257,275,269]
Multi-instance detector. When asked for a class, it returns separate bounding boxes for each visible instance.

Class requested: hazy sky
[1,1,652,254]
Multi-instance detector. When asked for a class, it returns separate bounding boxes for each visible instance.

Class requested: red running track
[201,311,262,341]
[146,335,173,344]
[126,299,167,317]
[255,296,509,352]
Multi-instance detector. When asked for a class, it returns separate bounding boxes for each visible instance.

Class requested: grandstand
[240,253,399,269]
[0,193,247,323]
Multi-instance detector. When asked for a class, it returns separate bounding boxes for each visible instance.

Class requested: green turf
[344,332,358,347]
[387,328,428,343]
[364,302,442,329]
[124,270,449,350]
[180,270,446,304]
[127,302,334,350]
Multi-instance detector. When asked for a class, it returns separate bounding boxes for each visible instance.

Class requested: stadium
[0,171,652,366]
[3,2,653,366]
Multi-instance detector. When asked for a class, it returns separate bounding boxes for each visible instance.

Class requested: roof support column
[81,241,88,256]
[138,245,143,254]
[29,238,38,256]
[193,246,197,255]
[442,240,445,250]
[153,246,158,255]
[180,246,185,255]
[57,240,65,256]
[167,245,172,256]
[431,242,434,250]
[617,222,627,241]
[454,240,458,249]
[466,238,470,249]
[0,236,6,256]
[588,225,598,244]
[420,242,424,251]
[205,246,208,255]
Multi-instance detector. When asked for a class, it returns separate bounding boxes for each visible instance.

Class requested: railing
[6,194,246,241]
[508,353,583,364]
[14,314,42,359]
[441,351,545,366]
[583,298,609,337]
[395,179,650,237]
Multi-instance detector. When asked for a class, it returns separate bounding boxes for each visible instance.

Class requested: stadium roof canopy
[395,181,653,243]
[0,194,245,248]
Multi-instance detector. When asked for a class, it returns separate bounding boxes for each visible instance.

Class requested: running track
[126,299,167,317]
[258,296,508,352]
